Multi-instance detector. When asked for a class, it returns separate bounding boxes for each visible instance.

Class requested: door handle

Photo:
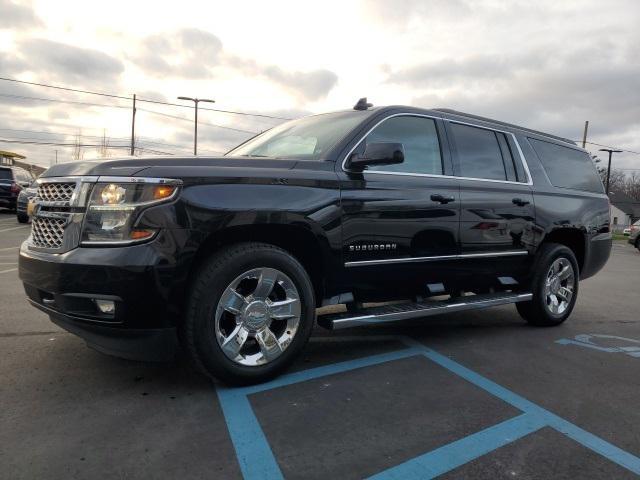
[512,198,530,206]
[431,194,455,204]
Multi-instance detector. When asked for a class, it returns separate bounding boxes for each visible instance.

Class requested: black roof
[434,108,577,146]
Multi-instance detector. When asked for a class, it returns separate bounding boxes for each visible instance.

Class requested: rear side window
[0,168,13,180]
[448,123,507,181]
[365,116,443,175]
[528,138,604,193]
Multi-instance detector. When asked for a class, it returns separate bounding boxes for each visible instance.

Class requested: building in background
[0,150,45,177]
[609,190,640,232]
[0,150,26,167]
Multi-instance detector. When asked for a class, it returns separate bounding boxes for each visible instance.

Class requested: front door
[338,114,461,299]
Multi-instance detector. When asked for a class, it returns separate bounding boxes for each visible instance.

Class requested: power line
[0,127,193,152]
[0,76,293,121]
[138,107,258,134]
[579,140,640,156]
[0,93,130,109]
[0,138,176,156]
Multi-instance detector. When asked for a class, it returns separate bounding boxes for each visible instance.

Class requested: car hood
[39,156,301,179]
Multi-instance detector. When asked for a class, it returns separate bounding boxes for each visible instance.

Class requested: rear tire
[183,242,315,385]
[17,213,29,223]
[517,243,579,327]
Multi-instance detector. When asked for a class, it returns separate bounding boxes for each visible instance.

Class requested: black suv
[0,165,34,213]
[19,103,611,384]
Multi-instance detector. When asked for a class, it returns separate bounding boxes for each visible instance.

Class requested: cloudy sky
[0,0,638,172]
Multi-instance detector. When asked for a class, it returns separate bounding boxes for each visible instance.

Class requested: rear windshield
[0,168,13,181]
[528,138,604,193]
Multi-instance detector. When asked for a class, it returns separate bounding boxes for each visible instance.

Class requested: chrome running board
[316,292,533,330]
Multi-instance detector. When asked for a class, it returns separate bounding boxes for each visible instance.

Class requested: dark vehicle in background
[16,180,38,223]
[628,220,640,251]
[0,166,35,213]
[18,102,612,384]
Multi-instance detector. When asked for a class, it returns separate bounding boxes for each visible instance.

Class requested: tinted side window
[449,123,507,181]
[366,116,443,175]
[528,138,604,193]
[0,168,13,180]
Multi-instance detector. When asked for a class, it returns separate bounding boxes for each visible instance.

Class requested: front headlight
[81,179,180,245]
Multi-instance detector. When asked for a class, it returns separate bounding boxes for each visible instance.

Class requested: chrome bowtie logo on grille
[349,243,397,252]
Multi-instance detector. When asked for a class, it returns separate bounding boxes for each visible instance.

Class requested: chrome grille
[31,217,67,249]
[37,182,75,203]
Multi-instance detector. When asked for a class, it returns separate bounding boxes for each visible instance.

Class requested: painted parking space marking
[557,334,640,358]
[216,335,640,479]
[0,225,29,233]
[0,268,18,274]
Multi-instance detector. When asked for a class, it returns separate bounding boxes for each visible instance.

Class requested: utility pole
[55,150,58,165]
[177,96,216,155]
[582,121,589,148]
[130,94,136,156]
[599,148,623,195]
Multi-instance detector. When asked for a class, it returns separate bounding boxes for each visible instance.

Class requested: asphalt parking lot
[1,209,639,479]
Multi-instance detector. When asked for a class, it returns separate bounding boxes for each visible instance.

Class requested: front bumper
[19,230,190,361]
[32,300,178,361]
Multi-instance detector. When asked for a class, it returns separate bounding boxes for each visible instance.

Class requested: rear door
[445,121,535,262]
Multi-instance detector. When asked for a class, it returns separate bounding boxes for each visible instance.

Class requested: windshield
[226,111,366,160]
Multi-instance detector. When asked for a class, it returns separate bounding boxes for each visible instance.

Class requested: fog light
[94,299,115,315]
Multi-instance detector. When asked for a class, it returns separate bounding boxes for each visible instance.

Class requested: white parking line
[0,268,17,274]
[0,225,29,233]
[0,246,19,251]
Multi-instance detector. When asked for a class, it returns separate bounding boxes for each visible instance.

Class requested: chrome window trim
[340,112,534,186]
[344,250,529,267]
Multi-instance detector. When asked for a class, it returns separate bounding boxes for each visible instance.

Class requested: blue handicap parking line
[216,335,640,479]
[369,414,547,480]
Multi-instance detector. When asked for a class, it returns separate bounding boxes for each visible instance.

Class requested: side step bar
[317,292,533,330]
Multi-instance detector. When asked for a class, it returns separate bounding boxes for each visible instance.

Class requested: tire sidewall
[190,245,315,383]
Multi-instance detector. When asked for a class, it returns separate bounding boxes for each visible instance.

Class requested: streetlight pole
[599,148,623,195]
[177,96,215,155]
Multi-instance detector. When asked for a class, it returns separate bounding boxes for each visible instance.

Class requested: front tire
[183,242,315,385]
[517,243,579,326]
[17,212,29,223]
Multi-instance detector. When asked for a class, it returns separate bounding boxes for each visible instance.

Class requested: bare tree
[98,129,112,158]
[72,130,84,161]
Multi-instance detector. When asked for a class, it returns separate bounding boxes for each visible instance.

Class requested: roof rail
[434,108,576,145]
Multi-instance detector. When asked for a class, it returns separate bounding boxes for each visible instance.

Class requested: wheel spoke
[221,325,249,358]
[252,268,279,300]
[557,286,572,302]
[549,294,559,313]
[255,328,282,362]
[220,288,247,315]
[269,298,301,320]
[557,265,573,281]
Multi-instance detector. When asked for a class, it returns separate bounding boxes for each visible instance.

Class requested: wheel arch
[540,228,586,272]
[187,222,329,306]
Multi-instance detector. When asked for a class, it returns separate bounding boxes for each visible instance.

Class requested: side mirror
[348,142,405,171]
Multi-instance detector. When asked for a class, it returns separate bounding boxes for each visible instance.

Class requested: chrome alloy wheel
[543,257,575,315]
[214,267,301,366]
